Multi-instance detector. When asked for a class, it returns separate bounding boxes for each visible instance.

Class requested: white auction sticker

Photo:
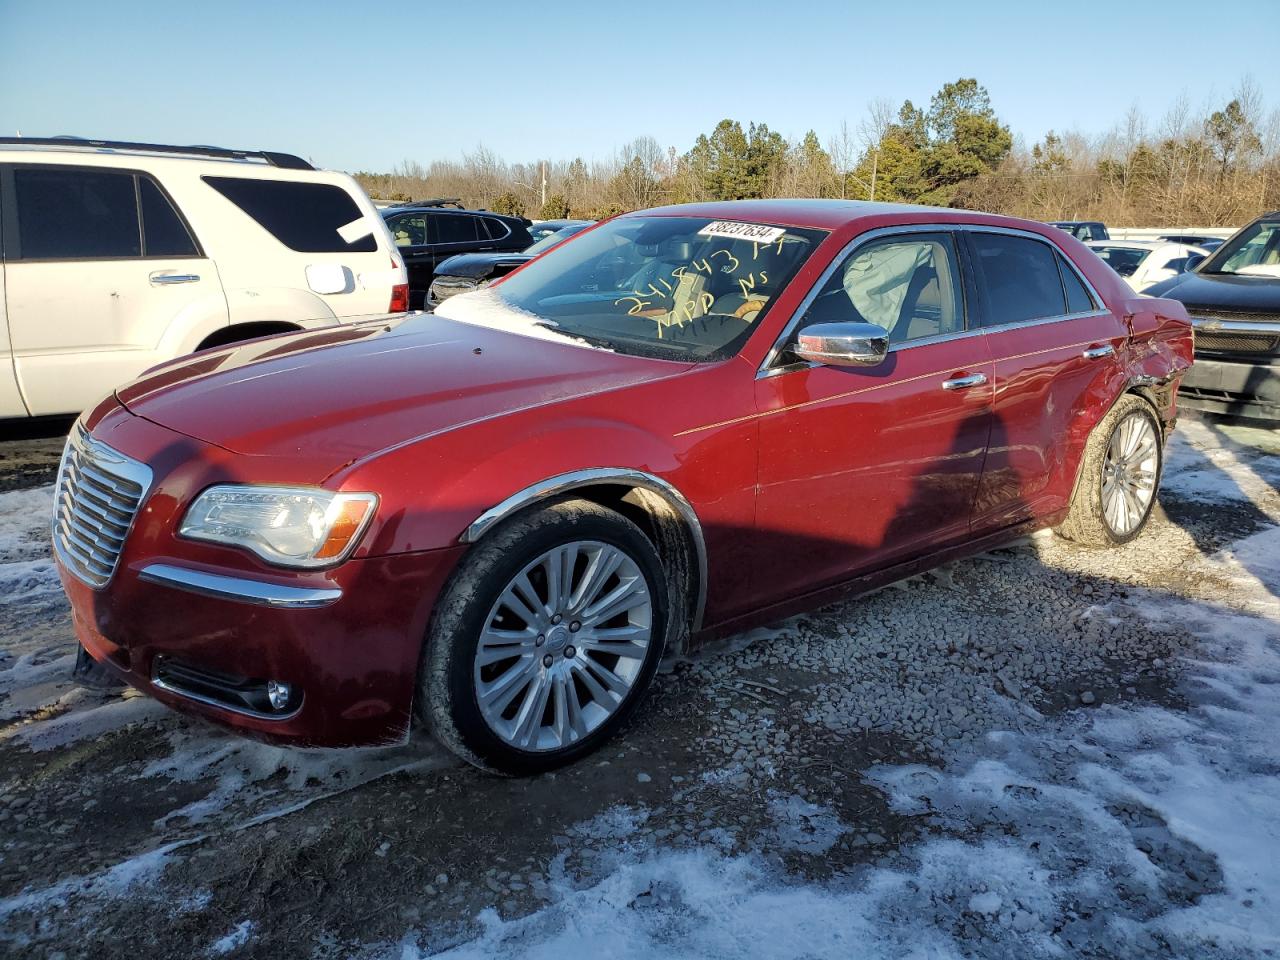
[697,221,786,244]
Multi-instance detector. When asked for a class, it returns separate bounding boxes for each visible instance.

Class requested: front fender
[348,417,689,557]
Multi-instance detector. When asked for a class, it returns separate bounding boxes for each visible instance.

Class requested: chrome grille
[52,423,153,588]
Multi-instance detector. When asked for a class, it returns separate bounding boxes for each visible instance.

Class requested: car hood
[116,309,690,474]
[1144,271,1280,313]
[436,252,534,280]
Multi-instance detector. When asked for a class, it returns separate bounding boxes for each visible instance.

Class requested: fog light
[266,680,292,711]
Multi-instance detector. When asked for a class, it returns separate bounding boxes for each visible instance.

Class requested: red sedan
[56,200,1193,774]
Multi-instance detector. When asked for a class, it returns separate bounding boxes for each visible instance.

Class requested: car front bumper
[61,544,464,747]
[1179,355,1280,419]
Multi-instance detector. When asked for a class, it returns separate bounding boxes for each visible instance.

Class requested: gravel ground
[0,412,1277,959]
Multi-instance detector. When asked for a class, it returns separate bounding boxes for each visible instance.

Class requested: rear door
[752,229,993,606]
[963,228,1128,531]
[2,164,223,416]
[429,212,483,264]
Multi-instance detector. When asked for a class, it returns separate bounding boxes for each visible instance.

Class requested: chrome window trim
[758,222,1110,378]
[137,562,343,608]
[461,467,709,631]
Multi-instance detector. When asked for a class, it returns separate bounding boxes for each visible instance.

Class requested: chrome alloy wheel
[473,540,653,752]
[1101,411,1159,537]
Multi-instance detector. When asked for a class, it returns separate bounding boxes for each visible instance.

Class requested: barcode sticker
[697,221,786,244]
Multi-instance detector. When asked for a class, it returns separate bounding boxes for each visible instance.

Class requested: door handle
[149,272,200,285]
[1082,344,1115,359]
[942,373,988,391]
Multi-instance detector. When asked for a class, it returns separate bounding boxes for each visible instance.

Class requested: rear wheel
[421,498,668,775]
[1056,394,1163,547]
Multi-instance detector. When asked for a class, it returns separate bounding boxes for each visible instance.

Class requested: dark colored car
[429,222,594,304]
[58,199,1192,774]
[527,219,592,244]
[382,202,533,308]
[1146,212,1280,419]
[1159,233,1225,252]
[1050,221,1110,241]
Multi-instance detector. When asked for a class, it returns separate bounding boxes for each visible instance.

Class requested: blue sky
[1,0,1276,173]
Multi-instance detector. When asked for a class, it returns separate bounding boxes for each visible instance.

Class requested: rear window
[203,177,377,253]
[13,167,141,259]
[139,177,198,257]
[483,217,511,241]
[1058,253,1095,313]
[970,233,1069,326]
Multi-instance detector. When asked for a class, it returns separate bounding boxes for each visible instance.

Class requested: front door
[753,230,993,607]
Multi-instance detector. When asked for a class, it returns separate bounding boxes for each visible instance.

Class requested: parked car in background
[0,137,407,420]
[1145,211,1280,419]
[527,219,592,244]
[1086,239,1208,292]
[59,200,1192,774]
[382,199,532,308]
[1050,220,1110,241]
[1158,233,1225,252]
[429,221,594,304]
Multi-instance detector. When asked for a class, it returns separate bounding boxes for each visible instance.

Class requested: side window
[1057,253,1095,313]
[139,177,198,257]
[484,218,511,241]
[203,177,378,253]
[969,233,1067,327]
[13,167,140,260]
[386,213,427,247]
[799,233,964,345]
[432,213,479,245]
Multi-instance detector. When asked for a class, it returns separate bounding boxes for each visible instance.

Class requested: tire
[1056,394,1164,547]
[421,497,669,775]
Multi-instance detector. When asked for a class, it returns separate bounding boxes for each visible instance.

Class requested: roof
[381,205,527,223]
[0,136,312,169]
[627,198,1060,235]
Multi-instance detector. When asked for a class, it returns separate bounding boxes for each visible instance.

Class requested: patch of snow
[211,920,253,955]
[4,690,166,751]
[0,839,183,922]
[1161,421,1280,507]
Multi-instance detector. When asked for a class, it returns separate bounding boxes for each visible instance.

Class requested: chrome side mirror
[794,322,889,367]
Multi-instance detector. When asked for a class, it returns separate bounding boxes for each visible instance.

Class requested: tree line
[353,77,1279,227]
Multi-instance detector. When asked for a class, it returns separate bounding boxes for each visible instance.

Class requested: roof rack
[387,198,466,209]
[0,137,314,170]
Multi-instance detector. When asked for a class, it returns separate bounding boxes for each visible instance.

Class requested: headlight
[179,486,378,568]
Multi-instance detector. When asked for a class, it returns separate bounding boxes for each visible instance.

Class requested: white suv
[0,138,408,418]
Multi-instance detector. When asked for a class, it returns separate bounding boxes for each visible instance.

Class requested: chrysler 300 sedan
[56,200,1193,774]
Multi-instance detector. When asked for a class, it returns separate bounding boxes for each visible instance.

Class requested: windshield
[442,216,827,362]
[1201,220,1280,277]
[1091,245,1147,277]
[523,223,590,255]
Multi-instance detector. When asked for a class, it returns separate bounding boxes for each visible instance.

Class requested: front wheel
[421,498,668,775]
[1056,394,1163,547]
